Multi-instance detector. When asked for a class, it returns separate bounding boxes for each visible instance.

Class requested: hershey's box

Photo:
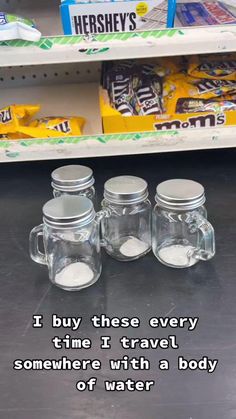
[60,0,176,35]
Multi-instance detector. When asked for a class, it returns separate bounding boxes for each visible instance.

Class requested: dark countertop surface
[0,149,236,419]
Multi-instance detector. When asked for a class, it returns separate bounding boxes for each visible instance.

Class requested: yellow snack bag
[0,133,22,140]
[7,132,27,139]
[163,73,236,114]
[23,116,85,138]
[163,74,190,114]
[188,54,236,80]
[175,97,236,114]
[156,57,183,77]
[139,57,182,78]
[0,104,40,134]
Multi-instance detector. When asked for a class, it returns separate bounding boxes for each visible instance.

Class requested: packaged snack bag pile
[102,58,182,117]
[0,105,85,140]
[164,54,236,114]
[103,54,236,118]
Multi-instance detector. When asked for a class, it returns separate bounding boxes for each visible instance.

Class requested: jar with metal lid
[51,165,95,203]
[152,179,215,268]
[29,196,101,291]
[101,175,152,261]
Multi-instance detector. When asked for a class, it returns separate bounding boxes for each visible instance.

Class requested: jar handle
[188,215,215,261]
[29,224,47,265]
[95,209,111,248]
[95,208,111,225]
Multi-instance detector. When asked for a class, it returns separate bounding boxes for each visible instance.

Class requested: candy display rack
[1,0,236,162]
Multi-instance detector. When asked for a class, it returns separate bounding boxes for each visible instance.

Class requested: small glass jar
[101,175,152,261]
[29,196,101,291]
[51,165,95,203]
[152,179,215,268]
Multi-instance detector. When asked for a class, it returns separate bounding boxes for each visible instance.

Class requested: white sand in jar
[55,262,94,288]
[120,237,149,257]
[158,245,196,267]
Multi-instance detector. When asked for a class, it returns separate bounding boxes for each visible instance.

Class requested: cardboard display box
[100,86,236,133]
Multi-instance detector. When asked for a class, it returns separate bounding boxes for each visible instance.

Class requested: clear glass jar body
[152,204,215,268]
[101,199,152,261]
[29,218,101,291]
[53,186,95,203]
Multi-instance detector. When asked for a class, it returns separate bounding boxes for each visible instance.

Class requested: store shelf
[1,74,236,162]
[1,0,236,67]
[1,126,236,162]
[1,26,236,68]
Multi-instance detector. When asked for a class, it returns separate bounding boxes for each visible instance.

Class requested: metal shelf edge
[0,26,236,67]
[1,126,235,162]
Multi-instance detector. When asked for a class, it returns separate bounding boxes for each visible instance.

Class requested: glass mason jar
[152,179,215,268]
[51,165,95,203]
[29,196,101,291]
[101,176,152,261]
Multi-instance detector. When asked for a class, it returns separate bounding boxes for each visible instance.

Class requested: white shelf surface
[1,0,236,66]
[1,126,236,162]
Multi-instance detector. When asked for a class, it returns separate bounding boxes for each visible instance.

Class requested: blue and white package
[176,2,236,26]
[60,0,176,35]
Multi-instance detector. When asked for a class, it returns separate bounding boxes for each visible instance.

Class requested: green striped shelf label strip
[0,29,184,50]
[0,131,178,148]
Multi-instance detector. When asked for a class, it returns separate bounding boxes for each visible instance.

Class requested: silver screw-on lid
[51,165,94,192]
[155,179,206,211]
[104,175,148,204]
[43,196,95,227]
